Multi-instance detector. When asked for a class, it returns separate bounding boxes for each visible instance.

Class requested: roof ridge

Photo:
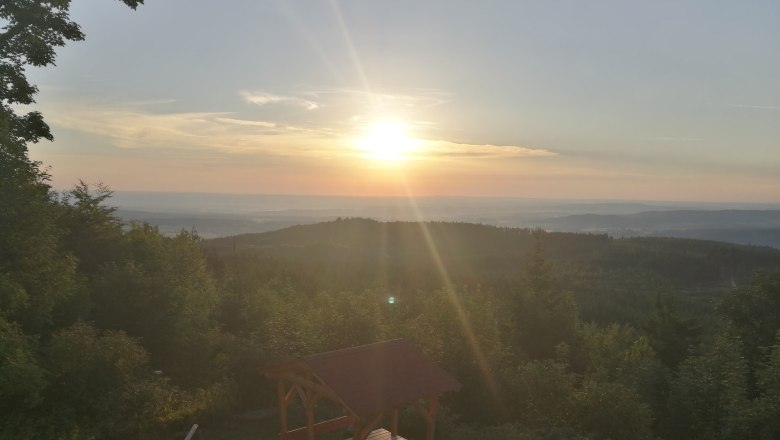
[302,339,407,361]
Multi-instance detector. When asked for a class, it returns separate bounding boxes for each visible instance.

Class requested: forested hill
[203,218,780,323]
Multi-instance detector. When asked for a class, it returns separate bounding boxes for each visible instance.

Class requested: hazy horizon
[106,190,780,213]
[105,190,780,246]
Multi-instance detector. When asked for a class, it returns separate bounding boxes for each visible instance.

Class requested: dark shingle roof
[266,339,461,418]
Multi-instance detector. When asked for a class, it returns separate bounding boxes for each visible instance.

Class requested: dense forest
[3,177,780,439]
[3,2,780,439]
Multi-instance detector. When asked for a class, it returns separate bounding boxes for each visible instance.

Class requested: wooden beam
[390,408,398,436]
[279,416,352,440]
[282,372,343,406]
[285,386,296,404]
[425,396,439,440]
[304,385,317,440]
[277,378,288,434]
[305,404,314,440]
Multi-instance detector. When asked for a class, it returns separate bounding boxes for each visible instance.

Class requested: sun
[357,121,418,161]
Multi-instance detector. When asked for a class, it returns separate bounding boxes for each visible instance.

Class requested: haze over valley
[113,191,780,248]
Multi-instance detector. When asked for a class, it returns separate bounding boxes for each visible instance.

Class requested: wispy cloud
[45,100,557,166]
[241,91,318,110]
[214,117,277,128]
[45,105,339,157]
[656,136,704,142]
[420,140,557,160]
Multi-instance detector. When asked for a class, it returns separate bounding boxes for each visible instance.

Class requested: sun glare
[357,121,418,161]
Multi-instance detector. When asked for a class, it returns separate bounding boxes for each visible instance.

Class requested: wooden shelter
[262,339,461,440]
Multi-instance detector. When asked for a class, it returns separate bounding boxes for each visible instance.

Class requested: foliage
[91,224,218,384]
[507,360,576,429]
[663,333,751,439]
[718,269,780,368]
[0,317,45,419]
[641,292,702,369]
[510,233,579,360]
[750,332,780,438]
[572,380,652,440]
[58,181,124,274]
[0,155,81,334]
[0,0,142,147]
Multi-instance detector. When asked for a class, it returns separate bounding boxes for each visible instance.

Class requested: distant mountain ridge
[536,209,780,247]
[540,209,780,229]
[111,192,780,247]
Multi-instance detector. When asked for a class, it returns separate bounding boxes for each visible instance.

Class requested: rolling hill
[203,219,780,324]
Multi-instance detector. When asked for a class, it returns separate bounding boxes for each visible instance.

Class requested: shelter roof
[264,339,461,418]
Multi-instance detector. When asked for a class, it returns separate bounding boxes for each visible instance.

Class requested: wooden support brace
[277,378,288,434]
[282,372,343,404]
[285,386,296,404]
[413,396,440,440]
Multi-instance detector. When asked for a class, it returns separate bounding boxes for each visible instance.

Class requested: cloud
[214,117,277,128]
[43,95,560,165]
[45,105,339,158]
[420,140,557,160]
[656,136,704,142]
[241,91,318,110]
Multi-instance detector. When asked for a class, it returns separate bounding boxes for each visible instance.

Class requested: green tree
[1,0,142,148]
[305,289,387,352]
[0,151,81,333]
[572,380,653,440]
[642,292,702,369]
[510,232,579,360]
[405,287,511,423]
[749,332,780,438]
[570,323,657,388]
[664,333,751,440]
[91,225,219,384]
[508,360,576,429]
[0,317,46,437]
[38,323,151,438]
[1,0,145,338]
[58,181,124,274]
[718,269,780,369]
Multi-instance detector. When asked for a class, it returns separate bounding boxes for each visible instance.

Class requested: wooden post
[277,378,288,435]
[304,387,316,440]
[305,404,315,440]
[425,396,439,440]
[390,408,399,437]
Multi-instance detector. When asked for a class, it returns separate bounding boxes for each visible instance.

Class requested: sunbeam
[329,0,376,108]
[398,174,505,414]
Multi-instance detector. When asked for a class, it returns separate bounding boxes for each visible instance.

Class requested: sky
[25,0,780,201]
